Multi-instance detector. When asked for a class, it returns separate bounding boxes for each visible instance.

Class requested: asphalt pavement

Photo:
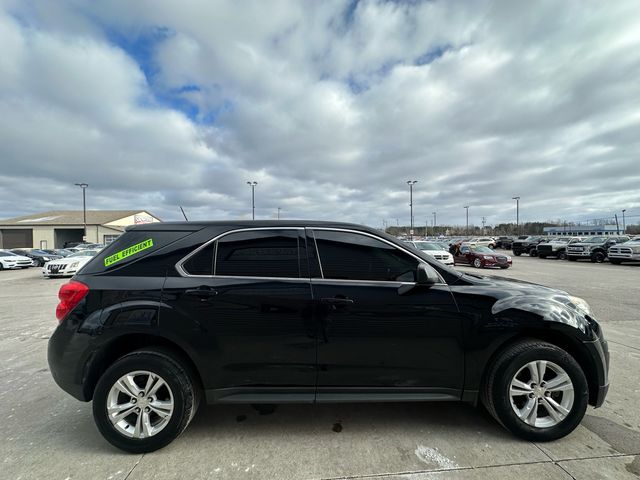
[1,256,638,479]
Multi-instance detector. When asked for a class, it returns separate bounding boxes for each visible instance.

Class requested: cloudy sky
[0,0,639,228]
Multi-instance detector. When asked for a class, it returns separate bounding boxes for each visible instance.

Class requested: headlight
[506,256,512,260]
[69,262,79,269]
[568,296,592,316]
[483,255,493,260]
[43,257,50,261]
[632,246,640,254]
[583,246,591,252]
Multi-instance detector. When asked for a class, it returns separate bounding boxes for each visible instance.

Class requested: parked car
[466,237,496,249]
[47,221,609,453]
[511,236,548,256]
[453,245,512,269]
[536,237,582,260]
[404,241,454,266]
[42,250,101,278]
[10,248,62,267]
[0,250,33,269]
[607,239,640,264]
[566,236,631,263]
[494,236,515,249]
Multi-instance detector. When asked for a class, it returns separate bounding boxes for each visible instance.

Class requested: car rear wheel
[93,349,199,453]
[473,258,483,268]
[482,339,588,441]
[590,252,605,263]
[557,251,567,260]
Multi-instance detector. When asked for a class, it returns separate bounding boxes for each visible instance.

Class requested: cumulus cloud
[0,0,639,227]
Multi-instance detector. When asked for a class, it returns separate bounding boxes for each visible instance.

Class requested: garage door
[0,229,34,249]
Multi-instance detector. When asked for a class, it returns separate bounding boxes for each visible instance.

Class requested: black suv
[48,221,609,452]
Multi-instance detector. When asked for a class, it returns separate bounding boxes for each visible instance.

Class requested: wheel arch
[480,330,600,406]
[83,333,204,401]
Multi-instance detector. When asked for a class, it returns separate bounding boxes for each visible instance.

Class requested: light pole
[432,211,436,235]
[512,196,520,234]
[246,181,258,220]
[482,216,487,235]
[622,209,626,233]
[406,180,418,239]
[277,207,281,220]
[464,206,469,235]
[74,183,88,241]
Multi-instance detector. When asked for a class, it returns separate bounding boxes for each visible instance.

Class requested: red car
[453,245,512,269]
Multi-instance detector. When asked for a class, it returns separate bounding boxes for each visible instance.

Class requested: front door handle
[185,286,218,300]
[320,297,354,305]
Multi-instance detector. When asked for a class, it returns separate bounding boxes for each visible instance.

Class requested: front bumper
[608,253,640,261]
[567,250,592,257]
[583,337,610,408]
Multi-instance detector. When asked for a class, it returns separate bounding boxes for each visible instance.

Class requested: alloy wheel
[509,360,574,428]
[106,370,174,439]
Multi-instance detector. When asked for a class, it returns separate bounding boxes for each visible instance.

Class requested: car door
[307,228,464,400]
[454,245,472,264]
[164,227,316,403]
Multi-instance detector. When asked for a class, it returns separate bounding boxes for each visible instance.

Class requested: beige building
[0,210,161,249]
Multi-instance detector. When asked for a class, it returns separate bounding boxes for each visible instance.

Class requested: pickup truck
[566,235,631,263]
[607,239,640,264]
[536,237,582,260]
[511,236,548,256]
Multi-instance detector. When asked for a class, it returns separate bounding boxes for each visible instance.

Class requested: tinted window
[312,230,418,282]
[183,243,215,275]
[215,229,300,278]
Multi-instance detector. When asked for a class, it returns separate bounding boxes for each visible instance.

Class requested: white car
[42,250,100,278]
[0,250,33,270]
[466,237,496,249]
[405,241,455,266]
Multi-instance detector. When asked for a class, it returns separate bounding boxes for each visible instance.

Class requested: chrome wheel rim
[474,258,482,268]
[106,370,174,439]
[509,360,574,428]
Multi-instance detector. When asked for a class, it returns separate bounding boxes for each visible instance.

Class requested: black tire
[529,249,538,257]
[93,349,199,453]
[557,251,567,261]
[473,258,483,268]
[514,251,522,256]
[500,266,509,269]
[481,339,588,442]
[609,259,622,265]
[590,251,605,263]
[538,254,547,259]
[0,262,4,271]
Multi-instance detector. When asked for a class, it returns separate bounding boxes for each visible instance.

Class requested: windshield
[584,236,606,243]
[474,247,494,253]
[413,242,442,251]
[550,238,569,243]
[0,251,17,257]
[68,250,98,258]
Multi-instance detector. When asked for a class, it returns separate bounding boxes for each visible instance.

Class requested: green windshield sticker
[104,238,154,267]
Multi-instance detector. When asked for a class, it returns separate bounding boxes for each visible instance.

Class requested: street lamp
[74,183,88,241]
[622,209,626,233]
[432,211,436,235]
[247,181,258,220]
[512,196,520,234]
[277,207,281,220]
[464,205,469,235]
[406,180,418,239]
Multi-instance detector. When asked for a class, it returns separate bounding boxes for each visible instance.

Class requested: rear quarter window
[81,230,192,274]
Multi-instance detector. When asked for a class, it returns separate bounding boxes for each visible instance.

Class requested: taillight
[56,280,89,322]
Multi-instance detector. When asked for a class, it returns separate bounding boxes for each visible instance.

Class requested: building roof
[0,210,156,226]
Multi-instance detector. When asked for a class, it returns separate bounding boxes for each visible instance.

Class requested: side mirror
[417,263,440,285]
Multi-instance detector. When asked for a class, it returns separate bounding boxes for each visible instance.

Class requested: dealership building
[543,224,624,236]
[0,210,161,249]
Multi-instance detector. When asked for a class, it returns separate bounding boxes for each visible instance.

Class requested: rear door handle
[185,286,218,299]
[320,297,354,305]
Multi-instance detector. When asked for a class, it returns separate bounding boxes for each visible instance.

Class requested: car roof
[126,220,374,232]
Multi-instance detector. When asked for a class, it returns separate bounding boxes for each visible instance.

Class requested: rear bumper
[48,323,93,401]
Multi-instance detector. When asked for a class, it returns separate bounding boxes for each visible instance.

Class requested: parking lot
[1,257,639,480]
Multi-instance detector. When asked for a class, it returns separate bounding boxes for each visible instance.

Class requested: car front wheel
[93,349,199,453]
[473,258,483,268]
[591,252,605,263]
[482,339,588,442]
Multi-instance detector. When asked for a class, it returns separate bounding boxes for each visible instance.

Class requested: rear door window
[214,229,301,278]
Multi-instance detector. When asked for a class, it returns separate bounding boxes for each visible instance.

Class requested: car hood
[421,249,451,256]
[47,256,92,266]
[1,255,31,261]
[460,272,568,296]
